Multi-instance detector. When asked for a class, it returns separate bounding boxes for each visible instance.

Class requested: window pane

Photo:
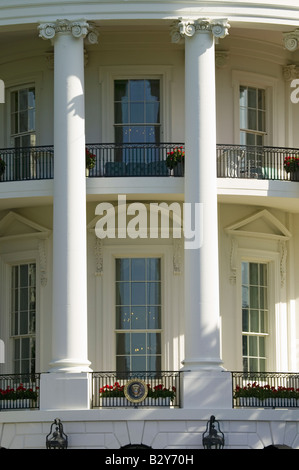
[147,306,161,329]
[248,87,257,108]
[130,103,144,123]
[249,263,258,285]
[242,309,249,332]
[132,333,146,355]
[131,258,146,281]
[131,307,146,329]
[250,286,258,308]
[116,282,130,305]
[116,333,130,355]
[115,103,128,124]
[147,333,161,354]
[250,310,259,332]
[116,306,131,329]
[116,258,130,281]
[132,356,146,371]
[114,80,128,101]
[147,282,161,304]
[147,258,161,281]
[131,282,146,305]
[130,80,144,101]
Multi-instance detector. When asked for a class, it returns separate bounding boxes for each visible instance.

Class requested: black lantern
[46,418,68,449]
[202,415,224,449]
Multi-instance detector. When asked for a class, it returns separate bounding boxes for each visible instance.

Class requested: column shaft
[51,29,90,372]
[181,20,228,370]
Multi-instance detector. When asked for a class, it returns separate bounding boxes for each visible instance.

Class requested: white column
[38,20,98,409]
[173,19,232,408]
[43,20,91,372]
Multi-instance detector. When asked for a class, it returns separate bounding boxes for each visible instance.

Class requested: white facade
[0,0,299,449]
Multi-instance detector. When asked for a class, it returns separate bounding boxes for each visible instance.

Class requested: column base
[48,358,92,373]
[40,372,91,410]
[181,369,233,409]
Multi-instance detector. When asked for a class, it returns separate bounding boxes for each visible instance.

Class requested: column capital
[38,19,98,44]
[171,18,230,43]
[283,29,299,51]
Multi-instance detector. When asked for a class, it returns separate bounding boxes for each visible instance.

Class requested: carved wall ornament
[173,237,183,275]
[94,237,103,276]
[283,64,299,81]
[283,29,299,51]
[39,240,48,287]
[171,18,230,43]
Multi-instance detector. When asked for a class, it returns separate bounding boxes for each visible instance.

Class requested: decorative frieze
[38,19,98,44]
[171,18,230,43]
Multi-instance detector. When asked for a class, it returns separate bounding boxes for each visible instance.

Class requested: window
[10,87,36,148]
[240,86,266,146]
[114,79,160,156]
[11,263,36,374]
[115,258,161,373]
[242,262,268,372]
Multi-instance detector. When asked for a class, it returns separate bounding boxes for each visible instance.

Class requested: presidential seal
[124,379,148,403]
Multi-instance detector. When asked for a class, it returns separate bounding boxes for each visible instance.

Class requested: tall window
[239,86,265,146]
[11,263,36,374]
[10,87,36,148]
[115,258,161,373]
[114,79,160,147]
[242,262,268,372]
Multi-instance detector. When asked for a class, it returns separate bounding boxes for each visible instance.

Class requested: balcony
[0,373,40,411]
[0,144,297,183]
[232,371,299,408]
[1,371,299,410]
[92,371,181,408]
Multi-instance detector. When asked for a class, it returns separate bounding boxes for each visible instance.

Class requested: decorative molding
[283,64,299,81]
[279,240,287,288]
[229,236,238,285]
[94,237,103,276]
[283,29,299,51]
[173,238,183,275]
[171,18,230,43]
[39,240,47,287]
[38,19,98,44]
[216,51,229,68]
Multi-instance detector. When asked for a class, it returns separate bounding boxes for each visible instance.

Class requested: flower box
[0,399,32,410]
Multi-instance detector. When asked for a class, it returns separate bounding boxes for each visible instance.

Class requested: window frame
[236,249,279,373]
[99,244,175,372]
[232,70,278,146]
[0,251,40,375]
[115,257,162,373]
[99,65,174,143]
[241,261,269,372]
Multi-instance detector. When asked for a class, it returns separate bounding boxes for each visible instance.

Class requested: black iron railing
[1,143,299,182]
[92,371,181,408]
[0,373,40,410]
[232,371,299,408]
[216,144,297,180]
[0,146,54,181]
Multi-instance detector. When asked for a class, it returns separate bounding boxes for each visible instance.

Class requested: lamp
[202,415,224,449]
[46,418,68,449]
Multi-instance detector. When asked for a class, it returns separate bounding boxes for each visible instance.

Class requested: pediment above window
[0,211,50,241]
[225,209,291,241]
